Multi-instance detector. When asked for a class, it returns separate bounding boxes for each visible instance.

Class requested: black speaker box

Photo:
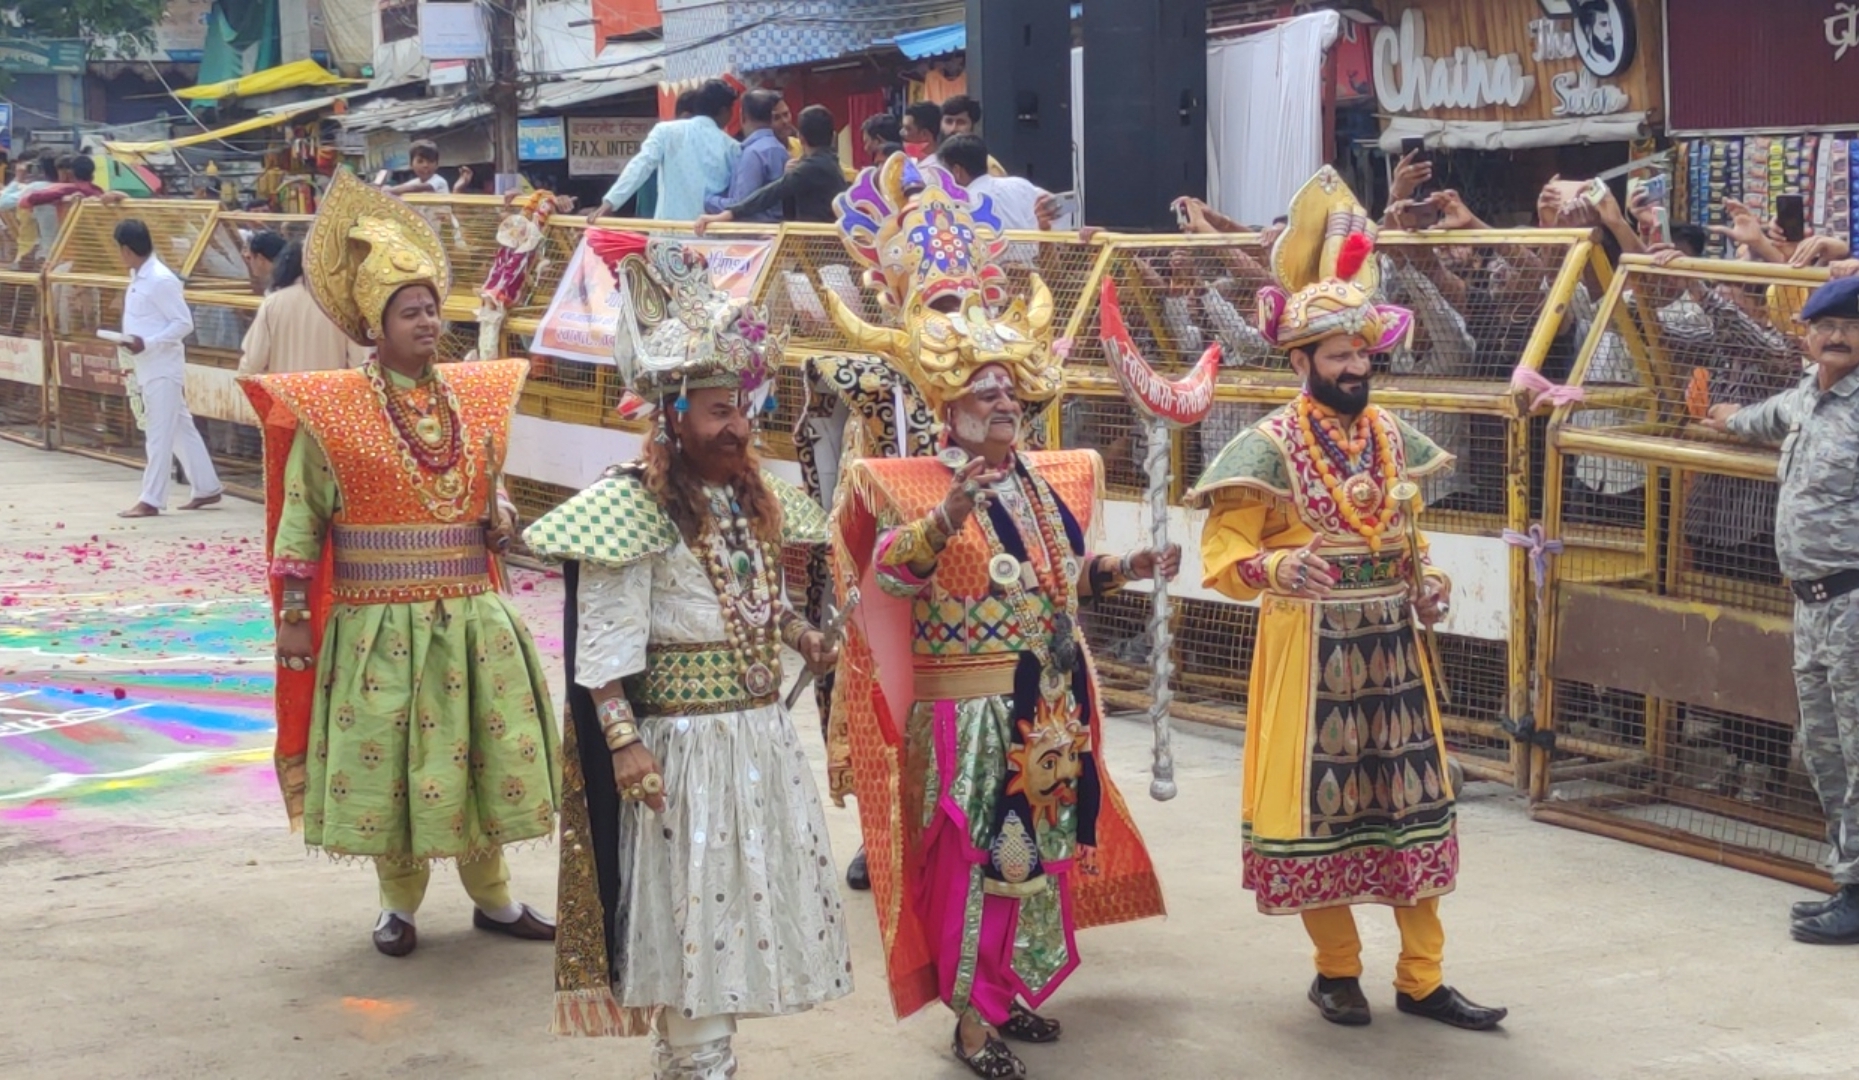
[964,0,1074,190]
[1081,0,1208,230]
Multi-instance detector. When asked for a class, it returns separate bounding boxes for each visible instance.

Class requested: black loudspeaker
[963,0,1073,190]
[1082,0,1207,231]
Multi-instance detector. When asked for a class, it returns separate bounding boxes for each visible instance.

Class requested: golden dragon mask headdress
[824,153,1061,412]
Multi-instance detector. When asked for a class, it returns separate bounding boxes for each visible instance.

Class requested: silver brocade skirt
[612,702,853,1019]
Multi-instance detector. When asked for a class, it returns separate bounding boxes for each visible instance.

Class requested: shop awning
[1379,113,1653,153]
[888,6,1077,60]
[175,58,365,101]
[338,61,661,135]
[892,22,966,60]
[102,106,323,157]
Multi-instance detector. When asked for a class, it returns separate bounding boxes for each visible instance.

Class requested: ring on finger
[640,772,664,795]
[962,482,980,499]
[625,783,646,802]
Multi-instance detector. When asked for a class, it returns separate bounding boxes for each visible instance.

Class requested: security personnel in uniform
[1707,275,1859,944]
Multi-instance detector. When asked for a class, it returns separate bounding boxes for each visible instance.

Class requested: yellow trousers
[1300,898,1444,998]
[375,854,512,915]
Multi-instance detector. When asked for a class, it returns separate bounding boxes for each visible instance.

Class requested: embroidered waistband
[626,642,779,717]
[331,523,491,604]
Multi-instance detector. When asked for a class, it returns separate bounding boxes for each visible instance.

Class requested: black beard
[1307,371,1372,415]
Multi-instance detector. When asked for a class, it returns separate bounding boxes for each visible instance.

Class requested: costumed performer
[1186,166,1506,1031]
[828,155,1170,1079]
[240,169,560,958]
[524,231,851,1080]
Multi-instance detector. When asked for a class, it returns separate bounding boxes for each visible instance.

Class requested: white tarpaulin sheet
[1206,11,1340,228]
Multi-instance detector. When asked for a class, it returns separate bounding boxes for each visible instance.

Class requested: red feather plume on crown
[1336,232,1374,282]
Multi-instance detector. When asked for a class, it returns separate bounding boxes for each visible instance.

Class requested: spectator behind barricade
[1135,196,1279,467]
[694,105,847,236]
[861,113,904,161]
[709,89,791,224]
[1633,236,1803,800]
[936,134,1055,233]
[25,155,103,260]
[385,141,471,196]
[925,98,1006,178]
[939,94,981,140]
[1379,191,1480,509]
[588,79,739,224]
[240,239,371,375]
[901,101,941,163]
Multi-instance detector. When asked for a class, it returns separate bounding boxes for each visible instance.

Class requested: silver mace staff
[1139,416,1180,801]
[784,586,861,711]
[1097,277,1223,802]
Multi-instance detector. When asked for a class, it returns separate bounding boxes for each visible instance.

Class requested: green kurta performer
[241,171,560,957]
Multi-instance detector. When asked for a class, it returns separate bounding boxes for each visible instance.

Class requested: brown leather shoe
[473,903,556,941]
[180,492,223,510]
[373,914,417,957]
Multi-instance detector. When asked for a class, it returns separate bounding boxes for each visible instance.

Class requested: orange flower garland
[1295,395,1398,551]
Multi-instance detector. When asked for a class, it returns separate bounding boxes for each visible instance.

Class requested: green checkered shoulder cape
[522,463,828,568]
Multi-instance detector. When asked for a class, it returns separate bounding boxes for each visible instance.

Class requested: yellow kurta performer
[1186,167,1507,1032]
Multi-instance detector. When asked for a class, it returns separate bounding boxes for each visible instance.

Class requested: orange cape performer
[823,155,1163,1023]
[237,171,554,862]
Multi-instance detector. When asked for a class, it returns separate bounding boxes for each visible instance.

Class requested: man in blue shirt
[707,89,791,223]
[586,80,741,223]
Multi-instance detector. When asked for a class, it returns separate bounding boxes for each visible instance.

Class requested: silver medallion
[937,447,970,470]
[989,554,1022,588]
[743,662,776,697]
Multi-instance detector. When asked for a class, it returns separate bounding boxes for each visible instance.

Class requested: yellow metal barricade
[1534,253,1823,887]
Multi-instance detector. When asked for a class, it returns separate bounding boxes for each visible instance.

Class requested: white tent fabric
[1205,11,1340,228]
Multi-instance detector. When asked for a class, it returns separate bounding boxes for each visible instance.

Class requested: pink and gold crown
[825,153,1061,412]
[1257,166,1412,354]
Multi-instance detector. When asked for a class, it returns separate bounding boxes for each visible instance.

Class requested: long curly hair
[642,431,784,547]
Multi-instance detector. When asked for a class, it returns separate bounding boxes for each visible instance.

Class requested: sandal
[999,1002,1062,1044]
[952,1019,1026,1079]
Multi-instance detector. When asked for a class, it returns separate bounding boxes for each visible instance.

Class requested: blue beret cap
[1800,276,1859,322]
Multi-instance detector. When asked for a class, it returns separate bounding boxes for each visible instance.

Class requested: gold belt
[331,522,491,604]
[913,655,1018,699]
[1327,551,1411,594]
[627,642,779,717]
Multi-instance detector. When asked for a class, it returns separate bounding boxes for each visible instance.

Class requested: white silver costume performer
[526,233,850,1079]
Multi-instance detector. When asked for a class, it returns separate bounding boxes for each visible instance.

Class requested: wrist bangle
[279,607,313,625]
[603,721,641,752]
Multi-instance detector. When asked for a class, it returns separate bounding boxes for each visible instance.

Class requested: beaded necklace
[1294,394,1398,551]
[698,485,782,698]
[364,361,476,522]
[368,361,463,471]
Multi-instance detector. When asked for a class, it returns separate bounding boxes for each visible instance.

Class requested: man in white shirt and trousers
[113,218,223,519]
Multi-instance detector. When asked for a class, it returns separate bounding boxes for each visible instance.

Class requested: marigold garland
[1295,394,1397,551]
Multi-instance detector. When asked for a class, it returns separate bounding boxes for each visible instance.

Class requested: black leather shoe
[1792,892,1842,920]
[846,846,871,891]
[1308,975,1371,1026]
[373,914,417,958]
[1396,986,1507,1031]
[1792,885,1859,944]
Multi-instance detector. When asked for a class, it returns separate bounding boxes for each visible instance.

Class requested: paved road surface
[0,441,1851,1079]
